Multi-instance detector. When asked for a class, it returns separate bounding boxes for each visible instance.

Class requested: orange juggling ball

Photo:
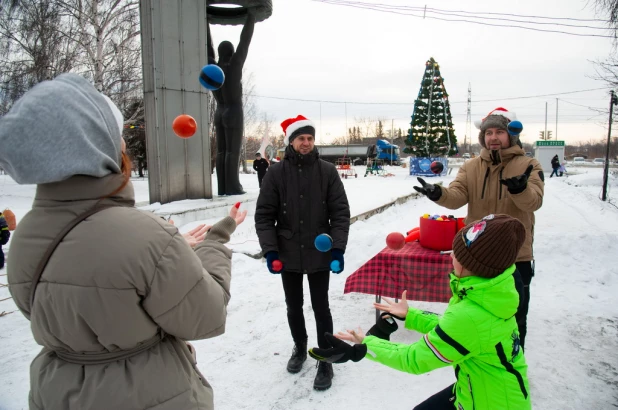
[172,114,197,138]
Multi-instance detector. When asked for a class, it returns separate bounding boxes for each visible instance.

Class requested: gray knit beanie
[452,214,526,278]
[0,73,123,184]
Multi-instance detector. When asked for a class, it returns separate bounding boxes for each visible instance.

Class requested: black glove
[366,312,399,340]
[308,333,367,364]
[413,177,442,201]
[330,248,344,273]
[500,164,533,195]
[265,251,282,274]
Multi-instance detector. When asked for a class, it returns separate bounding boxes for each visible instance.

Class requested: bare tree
[1,0,142,119]
[591,0,618,37]
[56,0,141,110]
[123,98,146,176]
[240,69,258,173]
[269,133,284,149]
[354,117,375,140]
[589,0,618,91]
[0,0,79,114]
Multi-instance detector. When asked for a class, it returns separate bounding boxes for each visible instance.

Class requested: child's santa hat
[474,107,522,149]
[281,115,315,146]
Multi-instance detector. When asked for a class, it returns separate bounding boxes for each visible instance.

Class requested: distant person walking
[550,155,561,178]
[253,152,269,188]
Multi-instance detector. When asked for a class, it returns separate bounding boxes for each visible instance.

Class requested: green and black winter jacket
[363,265,531,410]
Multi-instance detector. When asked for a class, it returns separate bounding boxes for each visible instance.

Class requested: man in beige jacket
[0,73,246,410]
[414,107,544,349]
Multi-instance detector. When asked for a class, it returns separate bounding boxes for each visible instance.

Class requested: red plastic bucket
[419,217,458,251]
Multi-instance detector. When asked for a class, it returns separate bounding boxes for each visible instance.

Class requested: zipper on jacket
[498,168,503,200]
[468,375,476,410]
[481,168,490,199]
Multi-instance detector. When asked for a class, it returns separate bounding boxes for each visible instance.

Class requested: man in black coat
[255,115,350,392]
[252,152,269,188]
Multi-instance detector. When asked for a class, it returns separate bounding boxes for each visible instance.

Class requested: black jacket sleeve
[254,163,280,254]
[325,163,350,251]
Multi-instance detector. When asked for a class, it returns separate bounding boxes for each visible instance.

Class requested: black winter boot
[313,361,334,391]
[286,341,307,374]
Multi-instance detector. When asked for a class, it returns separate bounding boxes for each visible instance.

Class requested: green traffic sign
[535,140,565,146]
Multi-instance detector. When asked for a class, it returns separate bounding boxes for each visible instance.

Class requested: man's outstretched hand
[500,164,533,195]
[413,177,442,201]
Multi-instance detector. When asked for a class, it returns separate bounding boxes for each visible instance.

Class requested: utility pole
[320,102,322,145]
[555,98,558,141]
[391,119,394,166]
[544,102,548,140]
[602,90,618,201]
[345,102,348,152]
[465,83,472,154]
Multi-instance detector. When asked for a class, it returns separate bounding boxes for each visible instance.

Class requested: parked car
[573,157,586,163]
[462,153,471,159]
[593,158,605,164]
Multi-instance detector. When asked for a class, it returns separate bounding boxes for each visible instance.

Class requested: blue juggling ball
[314,234,333,252]
[507,120,523,136]
[199,64,225,90]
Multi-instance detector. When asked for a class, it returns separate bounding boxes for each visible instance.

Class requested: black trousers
[257,172,265,188]
[514,261,534,350]
[281,271,333,349]
[413,383,455,409]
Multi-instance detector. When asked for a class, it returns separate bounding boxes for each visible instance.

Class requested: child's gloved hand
[309,332,367,364]
[366,312,399,341]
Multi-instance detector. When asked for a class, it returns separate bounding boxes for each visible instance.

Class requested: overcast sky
[209,0,614,146]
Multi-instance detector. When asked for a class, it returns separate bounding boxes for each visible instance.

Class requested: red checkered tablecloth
[344,241,453,303]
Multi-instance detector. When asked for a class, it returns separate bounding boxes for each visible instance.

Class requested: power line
[472,88,610,103]
[317,1,609,23]
[314,0,615,38]
[558,98,607,110]
[325,1,609,30]
[248,88,609,106]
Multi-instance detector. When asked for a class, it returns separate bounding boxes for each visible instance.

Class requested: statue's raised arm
[207,22,216,65]
[231,12,255,68]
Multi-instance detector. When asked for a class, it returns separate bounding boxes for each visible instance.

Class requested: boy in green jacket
[310,214,531,410]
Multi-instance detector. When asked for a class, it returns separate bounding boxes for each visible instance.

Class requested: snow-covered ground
[1,165,617,410]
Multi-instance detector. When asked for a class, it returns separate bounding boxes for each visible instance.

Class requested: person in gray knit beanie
[452,214,526,278]
[0,73,125,184]
[1,73,248,410]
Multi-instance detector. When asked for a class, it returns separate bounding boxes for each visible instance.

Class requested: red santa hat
[473,107,517,129]
[281,115,315,146]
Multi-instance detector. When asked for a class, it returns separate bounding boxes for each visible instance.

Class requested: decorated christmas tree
[405,57,457,158]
